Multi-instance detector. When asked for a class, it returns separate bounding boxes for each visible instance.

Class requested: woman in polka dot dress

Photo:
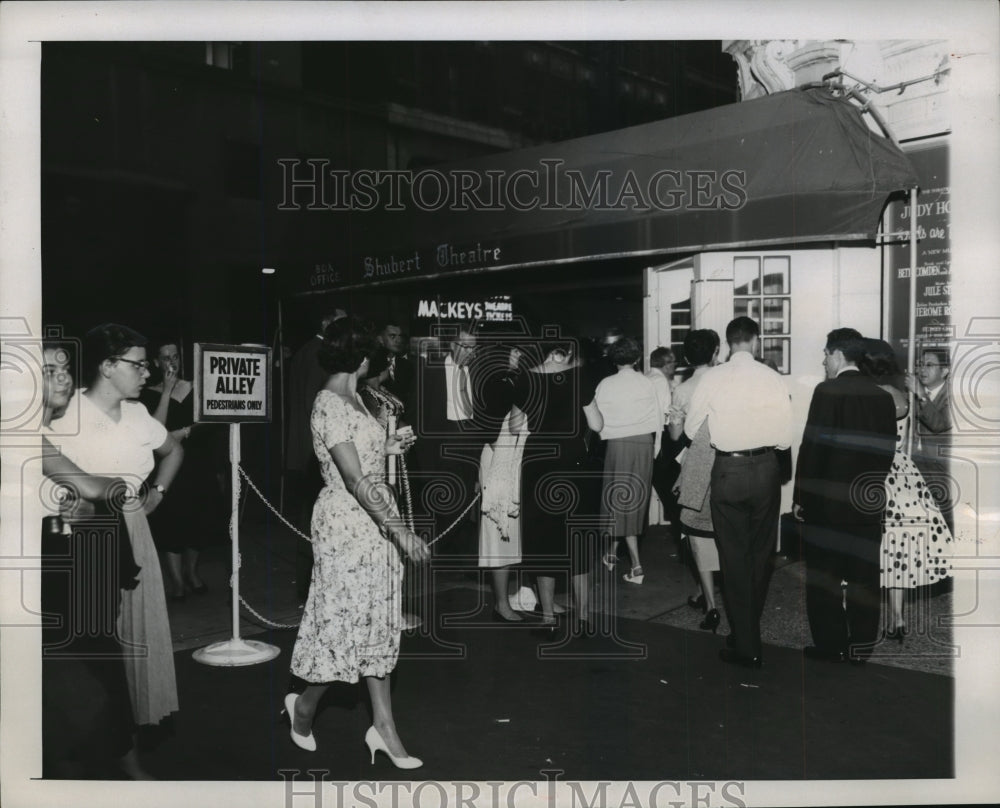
[861,340,953,640]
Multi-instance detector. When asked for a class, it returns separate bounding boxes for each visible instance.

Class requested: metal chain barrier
[233,463,482,629]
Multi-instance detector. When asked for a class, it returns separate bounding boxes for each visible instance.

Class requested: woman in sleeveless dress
[861,339,953,640]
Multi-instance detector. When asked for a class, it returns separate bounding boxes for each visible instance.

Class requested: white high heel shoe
[364,725,423,769]
[623,565,644,585]
[283,693,316,752]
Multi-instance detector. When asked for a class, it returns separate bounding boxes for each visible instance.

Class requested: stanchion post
[387,413,397,486]
[231,421,241,641]
[192,421,281,666]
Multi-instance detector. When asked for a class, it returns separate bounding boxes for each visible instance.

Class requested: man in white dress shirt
[685,317,794,668]
[413,324,481,557]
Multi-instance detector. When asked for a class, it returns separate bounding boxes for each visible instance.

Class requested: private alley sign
[194,343,272,422]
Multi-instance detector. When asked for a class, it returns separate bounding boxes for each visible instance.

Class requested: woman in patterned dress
[861,339,953,640]
[285,317,430,769]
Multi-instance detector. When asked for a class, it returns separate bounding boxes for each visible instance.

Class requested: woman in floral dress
[285,317,430,769]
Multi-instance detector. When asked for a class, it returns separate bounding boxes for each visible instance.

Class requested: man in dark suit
[905,347,953,531]
[365,321,415,422]
[794,328,897,664]
[411,324,483,559]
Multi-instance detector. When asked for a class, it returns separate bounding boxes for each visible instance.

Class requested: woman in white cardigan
[586,337,665,584]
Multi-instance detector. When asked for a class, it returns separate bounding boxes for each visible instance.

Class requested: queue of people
[39,312,955,776]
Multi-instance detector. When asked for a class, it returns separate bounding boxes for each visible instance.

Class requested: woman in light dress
[478,343,530,622]
[860,339,953,640]
[50,323,184,732]
[285,318,430,769]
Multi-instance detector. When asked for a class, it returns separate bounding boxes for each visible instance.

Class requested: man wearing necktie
[413,325,482,558]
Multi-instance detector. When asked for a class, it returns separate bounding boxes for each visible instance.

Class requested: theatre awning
[287,87,918,295]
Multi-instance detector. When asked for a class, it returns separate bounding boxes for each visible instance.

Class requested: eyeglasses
[916,362,943,369]
[114,356,151,371]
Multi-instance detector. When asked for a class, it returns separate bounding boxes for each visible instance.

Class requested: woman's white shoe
[364,725,423,769]
[623,566,644,585]
[283,693,317,752]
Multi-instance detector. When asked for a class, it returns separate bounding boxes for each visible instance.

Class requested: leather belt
[714,446,774,457]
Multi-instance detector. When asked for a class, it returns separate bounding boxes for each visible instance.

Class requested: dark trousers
[411,424,483,561]
[650,430,682,533]
[803,521,882,657]
[709,451,780,659]
[41,518,134,776]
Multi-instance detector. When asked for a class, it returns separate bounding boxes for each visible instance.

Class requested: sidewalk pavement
[166,520,955,678]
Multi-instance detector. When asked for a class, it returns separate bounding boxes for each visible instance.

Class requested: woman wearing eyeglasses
[40,340,151,778]
[50,323,184,729]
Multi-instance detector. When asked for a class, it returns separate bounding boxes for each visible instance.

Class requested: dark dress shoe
[531,620,559,639]
[802,646,847,663]
[687,594,707,613]
[189,583,209,596]
[699,609,721,633]
[725,634,737,649]
[718,649,762,668]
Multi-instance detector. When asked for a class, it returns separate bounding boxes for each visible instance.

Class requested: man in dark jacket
[793,328,897,663]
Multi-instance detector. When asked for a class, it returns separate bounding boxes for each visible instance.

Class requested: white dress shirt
[443,355,473,421]
[645,367,672,423]
[684,351,793,451]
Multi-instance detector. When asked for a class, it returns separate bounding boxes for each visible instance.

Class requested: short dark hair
[859,338,901,382]
[683,329,721,367]
[318,316,376,375]
[725,317,759,346]
[82,323,147,385]
[825,327,866,365]
[921,347,950,368]
[607,336,642,366]
[149,337,180,356]
[649,347,675,369]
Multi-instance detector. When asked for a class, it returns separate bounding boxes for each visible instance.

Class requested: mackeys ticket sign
[193,343,272,423]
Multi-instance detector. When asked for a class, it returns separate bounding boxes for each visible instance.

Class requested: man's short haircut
[649,347,675,369]
[725,316,760,346]
[683,329,721,367]
[922,347,950,368]
[607,336,642,366]
[825,327,866,365]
